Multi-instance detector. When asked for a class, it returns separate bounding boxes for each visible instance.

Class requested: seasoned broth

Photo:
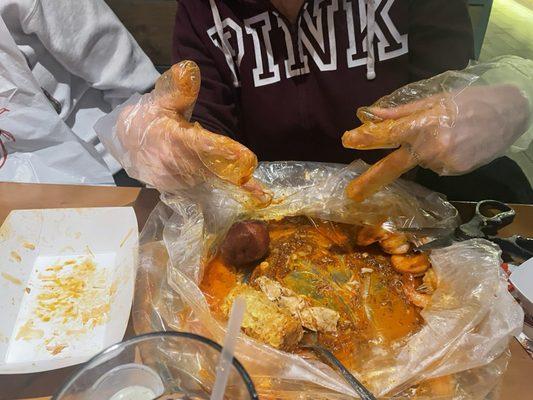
[201,216,425,370]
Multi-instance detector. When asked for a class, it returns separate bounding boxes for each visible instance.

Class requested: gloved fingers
[179,122,268,204]
[241,178,273,208]
[152,62,259,188]
[342,96,433,150]
[342,111,423,150]
[182,124,269,205]
[343,102,448,151]
[153,60,201,117]
[346,146,418,202]
[342,119,403,150]
[186,122,258,186]
[358,94,442,121]
[105,59,267,199]
[115,108,258,193]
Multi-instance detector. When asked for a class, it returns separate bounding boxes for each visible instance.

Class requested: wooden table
[0,182,531,399]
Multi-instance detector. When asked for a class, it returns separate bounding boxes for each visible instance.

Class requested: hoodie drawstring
[209,0,240,86]
[365,0,376,80]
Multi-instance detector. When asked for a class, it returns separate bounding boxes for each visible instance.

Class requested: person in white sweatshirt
[0,0,159,185]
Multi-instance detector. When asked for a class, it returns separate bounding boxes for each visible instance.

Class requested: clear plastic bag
[132,161,522,399]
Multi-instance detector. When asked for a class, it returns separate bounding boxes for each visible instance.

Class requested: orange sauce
[201,216,423,371]
[200,257,238,314]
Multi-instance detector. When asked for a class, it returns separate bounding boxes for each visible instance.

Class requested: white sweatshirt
[0,0,159,184]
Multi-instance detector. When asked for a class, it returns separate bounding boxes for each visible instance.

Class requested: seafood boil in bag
[127,161,521,400]
[96,62,524,399]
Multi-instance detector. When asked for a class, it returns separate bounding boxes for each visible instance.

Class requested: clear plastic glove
[343,58,532,202]
[97,60,269,204]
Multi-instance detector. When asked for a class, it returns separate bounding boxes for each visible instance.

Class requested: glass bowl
[53,331,258,400]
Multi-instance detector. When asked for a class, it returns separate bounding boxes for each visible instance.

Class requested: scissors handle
[475,200,515,235]
[490,235,533,261]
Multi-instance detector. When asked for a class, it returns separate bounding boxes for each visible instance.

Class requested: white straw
[210,296,246,400]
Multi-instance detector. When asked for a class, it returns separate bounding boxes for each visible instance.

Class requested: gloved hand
[109,60,269,204]
[343,82,529,202]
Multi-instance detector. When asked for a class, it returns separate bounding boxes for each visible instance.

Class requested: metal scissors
[402,200,533,261]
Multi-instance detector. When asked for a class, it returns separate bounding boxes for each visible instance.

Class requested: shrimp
[418,268,438,294]
[355,225,411,255]
[391,252,430,274]
[355,225,389,246]
[402,274,431,308]
[379,233,410,254]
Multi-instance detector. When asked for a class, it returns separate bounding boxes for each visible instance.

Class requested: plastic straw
[210,296,246,400]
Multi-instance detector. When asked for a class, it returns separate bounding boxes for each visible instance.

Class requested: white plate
[510,258,533,337]
[511,258,533,304]
[0,208,138,373]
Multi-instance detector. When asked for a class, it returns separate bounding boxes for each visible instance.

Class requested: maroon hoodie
[172,0,473,164]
